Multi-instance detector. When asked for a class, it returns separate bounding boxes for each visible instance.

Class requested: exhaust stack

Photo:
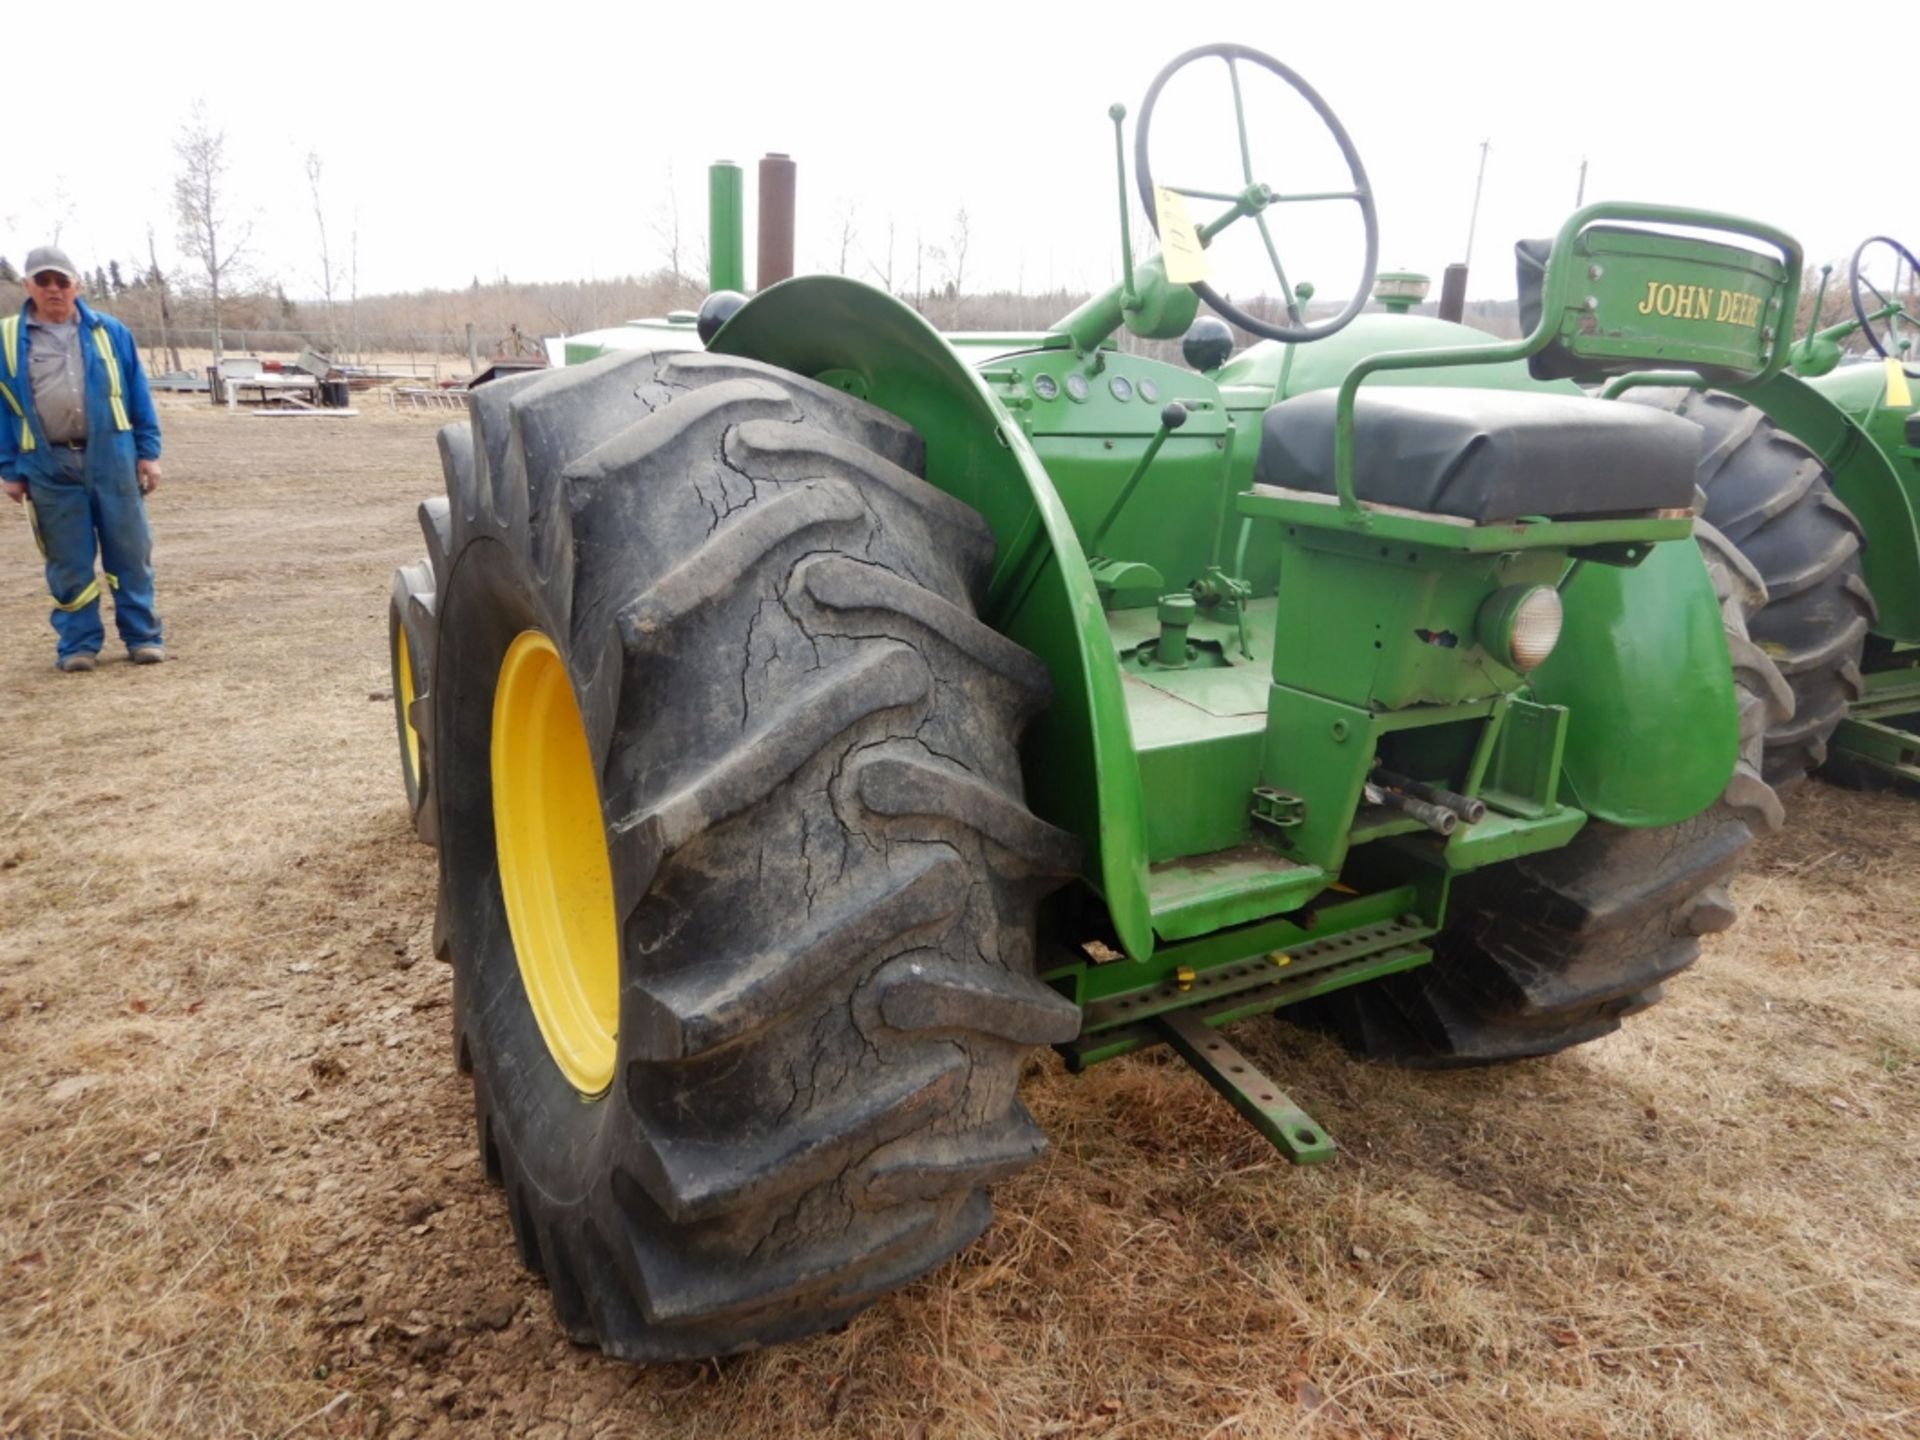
[757,152,796,290]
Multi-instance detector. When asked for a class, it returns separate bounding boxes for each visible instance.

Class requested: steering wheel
[1849,235,1920,379]
[1134,42,1379,344]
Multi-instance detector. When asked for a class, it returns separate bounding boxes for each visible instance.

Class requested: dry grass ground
[1,398,1916,1439]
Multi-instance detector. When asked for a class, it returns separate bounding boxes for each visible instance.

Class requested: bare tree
[862,218,897,295]
[543,279,616,336]
[45,182,75,247]
[145,226,183,375]
[349,213,361,363]
[305,150,344,352]
[651,165,687,284]
[934,207,971,326]
[834,200,859,276]
[173,102,252,360]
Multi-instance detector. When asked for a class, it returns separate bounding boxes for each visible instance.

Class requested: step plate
[1063,923,1433,1070]
[1081,918,1432,1035]
[1833,715,1920,783]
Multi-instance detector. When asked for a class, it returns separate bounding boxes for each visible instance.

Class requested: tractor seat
[1253,387,1701,523]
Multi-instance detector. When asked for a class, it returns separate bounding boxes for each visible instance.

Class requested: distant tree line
[0,250,1555,366]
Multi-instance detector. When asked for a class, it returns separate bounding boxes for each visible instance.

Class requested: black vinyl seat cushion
[1254,387,1701,523]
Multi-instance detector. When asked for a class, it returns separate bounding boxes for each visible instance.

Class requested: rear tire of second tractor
[425,349,1081,1359]
[1291,530,1789,1067]
[1628,388,1875,788]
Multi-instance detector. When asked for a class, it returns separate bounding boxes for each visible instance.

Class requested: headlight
[1477,584,1564,673]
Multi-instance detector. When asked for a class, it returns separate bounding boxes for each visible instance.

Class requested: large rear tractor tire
[1293,528,1787,1067]
[425,349,1080,1359]
[1629,389,1875,786]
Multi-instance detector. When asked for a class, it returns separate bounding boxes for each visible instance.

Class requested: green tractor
[1614,236,1919,790]
[387,43,1808,1359]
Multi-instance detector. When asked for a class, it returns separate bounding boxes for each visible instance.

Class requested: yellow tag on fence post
[1154,186,1211,286]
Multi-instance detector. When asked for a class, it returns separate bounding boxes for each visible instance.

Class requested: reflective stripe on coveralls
[89,326,131,432]
[49,572,118,612]
[0,314,34,454]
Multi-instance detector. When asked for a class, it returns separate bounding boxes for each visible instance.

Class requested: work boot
[130,645,166,665]
[58,652,98,672]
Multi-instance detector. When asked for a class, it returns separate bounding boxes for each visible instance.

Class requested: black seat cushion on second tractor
[1253,387,1701,524]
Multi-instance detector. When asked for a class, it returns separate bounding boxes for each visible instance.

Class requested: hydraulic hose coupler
[1364,782,1459,837]
[1156,593,1196,668]
[1373,767,1487,825]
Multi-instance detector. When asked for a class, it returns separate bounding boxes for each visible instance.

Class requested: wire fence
[126,327,550,366]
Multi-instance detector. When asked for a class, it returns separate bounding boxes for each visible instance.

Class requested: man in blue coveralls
[0,245,165,671]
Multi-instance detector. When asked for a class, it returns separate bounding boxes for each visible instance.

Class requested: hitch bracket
[1156,1010,1337,1165]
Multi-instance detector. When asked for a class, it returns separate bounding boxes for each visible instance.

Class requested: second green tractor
[1620,234,1920,790]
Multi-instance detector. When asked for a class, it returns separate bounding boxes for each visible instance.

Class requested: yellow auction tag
[1886,356,1913,410]
[1154,186,1211,285]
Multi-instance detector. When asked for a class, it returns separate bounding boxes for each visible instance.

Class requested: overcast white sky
[3,0,1896,313]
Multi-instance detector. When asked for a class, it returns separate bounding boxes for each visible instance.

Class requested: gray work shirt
[26,313,86,444]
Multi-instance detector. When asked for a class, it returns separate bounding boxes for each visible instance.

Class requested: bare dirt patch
[2,398,1916,1439]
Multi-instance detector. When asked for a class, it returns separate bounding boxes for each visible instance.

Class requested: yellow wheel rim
[395,624,422,791]
[490,630,620,1095]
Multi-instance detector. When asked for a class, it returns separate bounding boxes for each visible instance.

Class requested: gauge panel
[977,350,1225,440]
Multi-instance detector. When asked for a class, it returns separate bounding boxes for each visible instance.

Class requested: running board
[1831,667,1920,785]
[1062,917,1432,1066]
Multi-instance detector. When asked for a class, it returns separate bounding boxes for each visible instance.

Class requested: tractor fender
[709,276,1157,959]
[1528,539,1739,827]
[1732,368,1920,642]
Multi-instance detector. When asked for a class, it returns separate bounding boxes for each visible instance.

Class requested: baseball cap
[23,245,77,282]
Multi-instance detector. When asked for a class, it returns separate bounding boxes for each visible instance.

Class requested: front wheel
[388,496,450,846]
[425,350,1080,1359]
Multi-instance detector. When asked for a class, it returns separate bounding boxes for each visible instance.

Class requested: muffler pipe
[757,152,796,290]
[1437,263,1468,324]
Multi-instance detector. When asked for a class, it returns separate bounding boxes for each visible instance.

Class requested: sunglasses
[30,272,74,290]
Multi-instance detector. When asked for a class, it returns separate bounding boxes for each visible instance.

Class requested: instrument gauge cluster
[997,355,1207,440]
